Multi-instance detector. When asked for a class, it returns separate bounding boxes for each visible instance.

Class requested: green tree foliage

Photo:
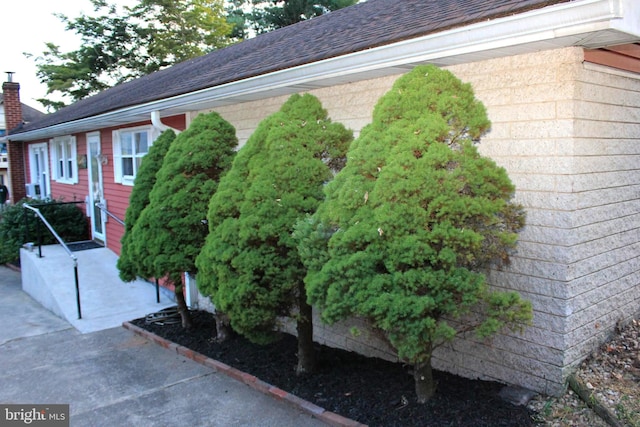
[129,112,237,328]
[228,0,358,36]
[297,65,532,402]
[117,129,176,282]
[0,199,88,264]
[196,94,352,374]
[29,0,233,109]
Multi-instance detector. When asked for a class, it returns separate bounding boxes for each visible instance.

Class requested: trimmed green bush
[0,198,89,264]
[129,111,237,328]
[297,65,532,402]
[196,93,352,374]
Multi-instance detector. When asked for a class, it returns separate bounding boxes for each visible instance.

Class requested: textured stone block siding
[562,62,640,370]
[438,49,639,395]
[429,48,588,395]
[195,97,286,149]
[198,46,640,396]
[208,75,397,147]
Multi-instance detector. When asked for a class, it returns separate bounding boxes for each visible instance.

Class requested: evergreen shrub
[297,65,532,402]
[0,198,88,264]
[196,93,353,373]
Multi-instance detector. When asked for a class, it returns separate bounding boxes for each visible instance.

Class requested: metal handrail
[94,202,160,303]
[95,202,125,226]
[23,203,82,319]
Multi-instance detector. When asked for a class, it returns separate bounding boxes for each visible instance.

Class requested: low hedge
[0,198,89,264]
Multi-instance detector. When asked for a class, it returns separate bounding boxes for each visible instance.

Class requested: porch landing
[19,244,175,334]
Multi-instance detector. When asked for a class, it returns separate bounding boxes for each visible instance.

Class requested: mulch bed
[131,309,537,426]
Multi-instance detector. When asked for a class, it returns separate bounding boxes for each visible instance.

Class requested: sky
[0,0,134,111]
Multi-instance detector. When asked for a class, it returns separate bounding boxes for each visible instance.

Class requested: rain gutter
[8,0,639,142]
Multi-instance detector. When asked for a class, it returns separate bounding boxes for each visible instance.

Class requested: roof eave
[9,0,640,143]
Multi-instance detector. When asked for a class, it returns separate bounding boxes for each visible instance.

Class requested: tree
[29,0,233,109]
[129,112,237,328]
[196,93,352,374]
[297,65,532,403]
[117,129,176,282]
[228,0,358,37]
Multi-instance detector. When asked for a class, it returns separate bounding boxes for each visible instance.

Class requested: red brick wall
[2,81,26,202]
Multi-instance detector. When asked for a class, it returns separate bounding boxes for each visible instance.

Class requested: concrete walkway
[0,262,328,426]
[20,245,176,334]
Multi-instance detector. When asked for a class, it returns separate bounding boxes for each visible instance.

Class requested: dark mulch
[131,309,537,427]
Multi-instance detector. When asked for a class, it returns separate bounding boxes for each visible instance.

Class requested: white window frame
[112,126,154,186]
[50,136,78,184]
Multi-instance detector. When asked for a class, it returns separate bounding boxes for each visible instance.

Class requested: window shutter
[112,130,122,183]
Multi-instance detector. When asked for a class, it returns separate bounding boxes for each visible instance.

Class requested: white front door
[87,132,105,242]
[29,143,50,199]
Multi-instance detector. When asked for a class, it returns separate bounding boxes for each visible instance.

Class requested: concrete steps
[20,245,175,333]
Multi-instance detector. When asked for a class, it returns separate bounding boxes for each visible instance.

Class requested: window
[113,127,152,185]
[50,136,78,184]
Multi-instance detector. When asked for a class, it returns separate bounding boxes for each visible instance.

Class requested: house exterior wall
[196,46,640,396]
[22,45,637,396]
[443,48,640,395]
[94,115,187,251]
[23,115,187,254]
[49,132,90,203]
[208,77,396,148]
[564,62,640,364]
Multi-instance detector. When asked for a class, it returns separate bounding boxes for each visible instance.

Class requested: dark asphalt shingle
[15,0,569,134]
[0,94,45,124]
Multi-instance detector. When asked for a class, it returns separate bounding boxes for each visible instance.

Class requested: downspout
[150,111,181,134]
[151,110,194,306]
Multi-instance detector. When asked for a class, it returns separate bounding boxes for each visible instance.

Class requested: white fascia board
[12,0,638,142]
[613,0,640,36]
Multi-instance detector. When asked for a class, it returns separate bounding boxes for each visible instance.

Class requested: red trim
[584,43,640,74]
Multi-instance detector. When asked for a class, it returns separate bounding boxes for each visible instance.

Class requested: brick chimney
[3,72,26,202]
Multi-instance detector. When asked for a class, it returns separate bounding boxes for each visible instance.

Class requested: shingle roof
[17,0,568,134]
[0,94,45,123]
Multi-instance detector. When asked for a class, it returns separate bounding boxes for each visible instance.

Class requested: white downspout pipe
[151,110,191,305]
[151,110,181,134]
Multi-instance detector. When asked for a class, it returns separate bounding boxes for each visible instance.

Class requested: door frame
[28,143,50,199]
[87,132,106,243]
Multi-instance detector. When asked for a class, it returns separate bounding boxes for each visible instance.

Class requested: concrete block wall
[208,75,398,148]
[431,48,587,395]
[196,288,399,363]
[442,48,640,395]
[563,62,640,368]
[199,46,640,396]
[194,97,284,150]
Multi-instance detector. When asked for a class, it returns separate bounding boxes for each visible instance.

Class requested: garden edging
[122,321,366,427]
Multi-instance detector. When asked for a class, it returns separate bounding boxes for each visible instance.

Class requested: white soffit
[12,0,640,142]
